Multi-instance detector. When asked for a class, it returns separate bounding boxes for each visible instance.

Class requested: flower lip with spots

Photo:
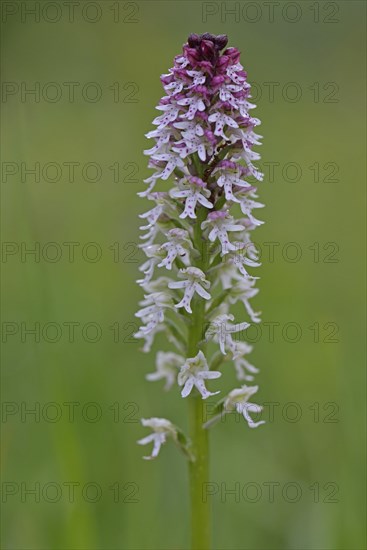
[178,350,221,399]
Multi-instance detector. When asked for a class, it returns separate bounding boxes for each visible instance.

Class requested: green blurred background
[1,1,366,548]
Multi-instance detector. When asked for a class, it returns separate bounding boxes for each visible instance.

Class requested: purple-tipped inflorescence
[136,33,265,460]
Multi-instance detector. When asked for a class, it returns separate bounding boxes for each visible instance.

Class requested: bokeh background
[1,1,366,549]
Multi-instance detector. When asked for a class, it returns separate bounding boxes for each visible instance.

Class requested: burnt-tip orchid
[134,32,267,550]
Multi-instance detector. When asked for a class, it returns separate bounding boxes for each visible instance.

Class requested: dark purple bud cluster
[183,33,242,77]
[187,33,228,63]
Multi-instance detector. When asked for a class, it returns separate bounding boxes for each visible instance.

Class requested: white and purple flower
[170,176,213,219]
[224,385,265,428]
[178,350,221,399]
[137,418,177,460]
[201,211,244,256]
[169,267,211,314]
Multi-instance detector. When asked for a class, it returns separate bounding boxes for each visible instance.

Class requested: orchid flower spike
[135,33,266,462]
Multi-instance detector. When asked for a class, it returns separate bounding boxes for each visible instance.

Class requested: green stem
[187,203,211,550]
[188,395,210,550]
